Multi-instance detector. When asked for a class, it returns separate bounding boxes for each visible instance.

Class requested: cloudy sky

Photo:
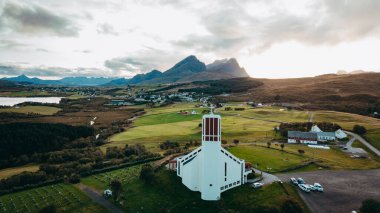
[1,0,380,79]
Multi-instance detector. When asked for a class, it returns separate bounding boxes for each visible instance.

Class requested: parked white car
[252,182,264,189]
[313,183,324,192]
[297,177,305,184]
[305,184,317,191]
[298,184,311,192]
[290,177,298,185]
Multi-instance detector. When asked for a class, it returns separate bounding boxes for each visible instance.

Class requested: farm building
[317,132,336,141]
[176,113,252,201]
[288,131,318,144]
[335,129,348,139]
[310,125,323,132]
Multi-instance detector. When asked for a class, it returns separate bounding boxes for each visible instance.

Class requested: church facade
[176,113,251,201]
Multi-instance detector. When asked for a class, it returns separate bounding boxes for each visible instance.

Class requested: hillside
[226,73,380,115]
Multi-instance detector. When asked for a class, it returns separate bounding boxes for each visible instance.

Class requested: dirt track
[277,169,380,213]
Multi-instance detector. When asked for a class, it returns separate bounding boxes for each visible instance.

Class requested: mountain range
[2,55,249,86]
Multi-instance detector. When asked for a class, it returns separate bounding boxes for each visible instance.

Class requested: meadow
[81,165,142,190]
[108,103,380,150]
[82,167,308,213]
[0,183,107,213]
[229,143,380,172]
[0,165,39,180]
[0,106,61,115]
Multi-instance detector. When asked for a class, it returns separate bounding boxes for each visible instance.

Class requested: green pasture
[228,145,309,172]
[81,165,142,190]
[97,168,308,212]
[0,106,61,115]
[0,183,107,213]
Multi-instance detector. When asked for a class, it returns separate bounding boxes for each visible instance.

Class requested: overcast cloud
[0,0,380,78]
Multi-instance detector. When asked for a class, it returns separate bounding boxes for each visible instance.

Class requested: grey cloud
[36,48,49,52]
[104,57,150,74]
[0,1,79,36]
[104,48,187,76]
[0,63,113,77]
[173,0,380,54]
[96,23,118,35]
[0,39,27,49]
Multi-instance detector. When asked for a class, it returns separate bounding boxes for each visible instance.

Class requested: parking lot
[277,169,380,213]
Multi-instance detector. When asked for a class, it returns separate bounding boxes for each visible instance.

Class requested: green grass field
[0,106,61,115]
[105,103,380,169]
[81,165,143,190]
[0,183,108,213]
[0,165,39,180]
[83,167,308,212]
[230,143,380,171]
[228,145,309,172]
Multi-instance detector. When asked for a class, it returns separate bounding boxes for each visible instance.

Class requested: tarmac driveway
[277,169,380,213]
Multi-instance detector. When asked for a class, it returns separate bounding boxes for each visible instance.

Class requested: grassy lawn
[228,145,309,172]
[0,106,61,115]
[0,183,108,213]
[94,168,308,213]
[81,165,142,190]
[105,103,380,170]
[230,143,380,171]
[274,144,380,170]
[0,165,39,180]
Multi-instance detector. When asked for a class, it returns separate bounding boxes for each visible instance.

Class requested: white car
[298,184,311,192]
[252,182,264,189]
[313,183,324,192]
[290,177,298,185]
[305,184,316,191]
[297,178,305,184]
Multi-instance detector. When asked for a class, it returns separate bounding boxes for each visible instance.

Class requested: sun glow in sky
[0,0,380,79]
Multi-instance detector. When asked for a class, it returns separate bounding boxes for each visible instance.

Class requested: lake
[0,97,63,106]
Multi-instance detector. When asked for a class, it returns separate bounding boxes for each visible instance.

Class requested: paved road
[344,131,380,157]
[309,112,314,122]
[76,184,124,213]
[277,169,380,213]
[343,136,367,155]
[251,168,280,185]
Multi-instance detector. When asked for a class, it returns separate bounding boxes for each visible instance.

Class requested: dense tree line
[0,123,94,161]
[0,144,159,193]
[279,122,341,137]
[179,78,263,95]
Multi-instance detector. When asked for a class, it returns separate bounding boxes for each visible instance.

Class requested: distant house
[191,110,198,115]
[110,100,133,106]
[316,132,336,141]
[335,129,348,139]
[310,125,336,141]
[288,131,318,144]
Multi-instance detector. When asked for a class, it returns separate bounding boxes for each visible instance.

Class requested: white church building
[176,113,252,201]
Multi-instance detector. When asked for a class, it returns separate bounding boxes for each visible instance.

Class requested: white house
[288,131,318,144]
[310,125,323,133]
[316,132,336,141]
[176,113,252,201]
[335,129,348,139]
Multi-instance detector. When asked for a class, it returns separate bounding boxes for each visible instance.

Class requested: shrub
[233,139,239,145]
[353,125,367,135]
[359,199,380,213]
[39,204,57,213]
[140,164,155,184]
[280,199,302,213]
